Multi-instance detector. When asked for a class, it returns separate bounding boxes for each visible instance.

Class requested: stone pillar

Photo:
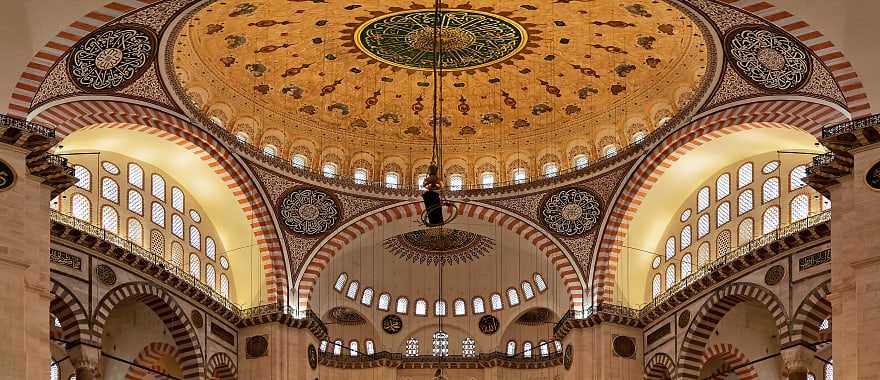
[780,345,813,380]
[563,322,643,380]
[827,144,880,379]
[68,345,101,380]
[0,144,54,379]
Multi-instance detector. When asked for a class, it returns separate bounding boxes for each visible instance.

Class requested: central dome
[172,0,710,183]
[355,9,527,71]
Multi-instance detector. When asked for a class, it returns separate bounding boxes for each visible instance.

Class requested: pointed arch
[701,343,758,380]
[645,352,675,380]
[790,279,832,344]
[124,342,178,380]
[50,280,92,345]
[206,352,238,380]
[92,282,205,379]
[678,282,790,379]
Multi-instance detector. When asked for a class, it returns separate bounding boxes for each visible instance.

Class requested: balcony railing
[0,114,56,138]
[821,114,880,138]
[318,350,563,367]
[45,154,75,176]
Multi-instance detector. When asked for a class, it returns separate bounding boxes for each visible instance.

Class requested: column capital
[780,345,814,379]
[68,344,101,379]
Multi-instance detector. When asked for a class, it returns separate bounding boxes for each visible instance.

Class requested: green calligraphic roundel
[355,9,527,71]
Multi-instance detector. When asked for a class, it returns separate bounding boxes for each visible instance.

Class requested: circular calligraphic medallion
[564,344,574,369]
[478,315,500,335]
[278,187,339,236]
[866,161,880,190]
[541,188,602,237]
[356,9,527,71]
[307,344,318,369]
[246,335,269,358]
[95,264,117,286]
[764,265,785,285]
[0,159,16,192]
[382,314,403,334]
[69,25,156,92]
[678,310,691,329]
[725,26,810,92]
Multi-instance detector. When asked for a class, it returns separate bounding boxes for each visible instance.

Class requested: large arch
[790,280,832,345]
[206,352,238,380]
[701,343,759,380]
[678,282,790,379]
[50,280,92,346]
[295,201,587,311]
[30,99,287,304]
[92,282,205,379]
[644,352,675,380]
[594,99,848,305]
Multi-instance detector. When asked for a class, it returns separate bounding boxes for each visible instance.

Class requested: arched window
[405,337,419,357]
[151,174,165,201]
[333,340,342,356]
[791,194,810,222]
[763,206,780,234]
[454,299,466,316]
[681,209,692,222]
[717,230,732,256]
[462,337,476,357]
[171,214,184,238]
[652,256,662,269]
[490,293,503,310]
[434,299,447,316]
[352,168,368,184]
[665,237,676,259]
[321,162,338,178]
[539,340,550,357]
[235,132,250,144]
[680,226,692,249]
[206,264,216,288]
[415,299,427,316]
[523,341,533,358]
[602,144,618,157]
[822,195,832,211]
[365,339,375,355]
[819,318,830,331]
[807,374,816,380]
[507,288,520,306]
[101,206,118,233]
[554,340,563,352]
[127,219,143,245]
[716,173,730,200]
[698,242,710,267]
[480,172,495,188]
[472,297,485,314]
[416,173,428,190]
[762,160,780,174]
[189,226,201,250]
[506,341,516,356]
[205,237,216,260]
[50,196,59,210]
[396,297,409,314]
[681,254,692,278]
[697,187,710,212]
[378,293,391,311]
[432,331,449,357]
[71,194,91,222]
[717,202,731,226]
[361,287,374,305]
[219,256,229,270]
[128,163,144,188]
[762,177,780,202]
[334,273,347,291]
[511,168,527,184]
[573,154,589,169]
[74,165,91,190]
[632,131,647,143]
[346,281,359,299]
[128,190,143,215]
[262,144,277,157]
[534,273,547,292]
[50,362,59,380]
[320,340,328,352]
[349,341,358,357]
[190,210,201,223]
[665,265,676,289]
[448,174,464,191]
[384,172,400,188]
[738,189,754,215]
[738,162,753,188]
[738,218,754,244]
[651,274,662,299]
[543,162,559,177]
[698,214,710,238]
[291,154,308,169]
[790,165,807,190]
[150,230,165,256]
[824,360,833,380]
[189,253,200,279]
[219,274,229,298]
[171,187,184,212]
[171,242,183,267]
[521,282,535,300]
[102,177,119,202]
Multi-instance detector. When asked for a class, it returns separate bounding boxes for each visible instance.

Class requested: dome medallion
[278,188,339,236]
[541,188,602,237]
[355,9,527,71]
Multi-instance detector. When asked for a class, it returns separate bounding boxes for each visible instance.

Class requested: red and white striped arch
[295,201,586,311]
[6,0,160,117]
[593,100,848,303]
[719,0,871,117]
[31,99,288,303]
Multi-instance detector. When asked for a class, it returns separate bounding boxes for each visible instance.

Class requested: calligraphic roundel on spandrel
[68,24,157,93]
[277,187,340,236]
[541,187,603,237]
[725,25,811,93]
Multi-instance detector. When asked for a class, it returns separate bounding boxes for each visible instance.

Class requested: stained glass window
[507,288,520,306]
[462,337,476,357]
[665,265,676,289]
[128,190,143,215]
[472,297,485,314]
[717,202,731,226]
[738,218,754,244]
[791,194,810,222]
[220,274,229,298]
[698,214,710,238]
[763,177,780,202]
[291,154,308,169]
[102,177,119,202]
[698,242,710,268]
[378,293,391,311]
[681,209,692,222]
[681,254,692,278]
[738,162,753,188]
[415,299,427,316]
[762,161,780,174]
[365,340,375,355]
[205,237,216,260]
[449,174,463,191]
[352,168,368,184]
[385,172,400,188]
[396,297,409,314]
[573,155,589,169]
[652,256,662,269]
[405,337,419,357]
[127,219,143,245]
[521,282,535,300]
[534,273,547,292]
[101,206,118,233]
[219,256,229,270]
[490,293,503,310]
[74,165,91,190]
[346,281,359,299]
[716,173,731,200]
[102,161,119,175]
[206,264,216,288]
[322,162,337,178]
[333,340,342,356]
[763,206,780,234]
[680,226,692,249]
[349,341,358,357]
[361,288,374,306]
[151,202,165,227]
[151,174,165,201]
[511,168,527,184]
[432,331,449,357]
[334,273,347,291]
[262,145,277,157]
[738,189,754,215]
[189,226,201,250]
[665,237,676,260]
[171,187,184,212]
[506,341,516,356]
[454,299,466,315]
[824,360,833,380]
[171,214,184,238]
[652,274,662,299]
[128,163,144,188]
[189,254,200,280]
[72,194,91,222]
[539,340,549,357]
[790,165,807,190]
[697,187,710,212]
[481,172,495,188]
[543,163,559,177]
[523,342,533,358]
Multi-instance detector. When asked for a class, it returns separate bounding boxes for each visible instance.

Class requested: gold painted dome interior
[173,0,708,182]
